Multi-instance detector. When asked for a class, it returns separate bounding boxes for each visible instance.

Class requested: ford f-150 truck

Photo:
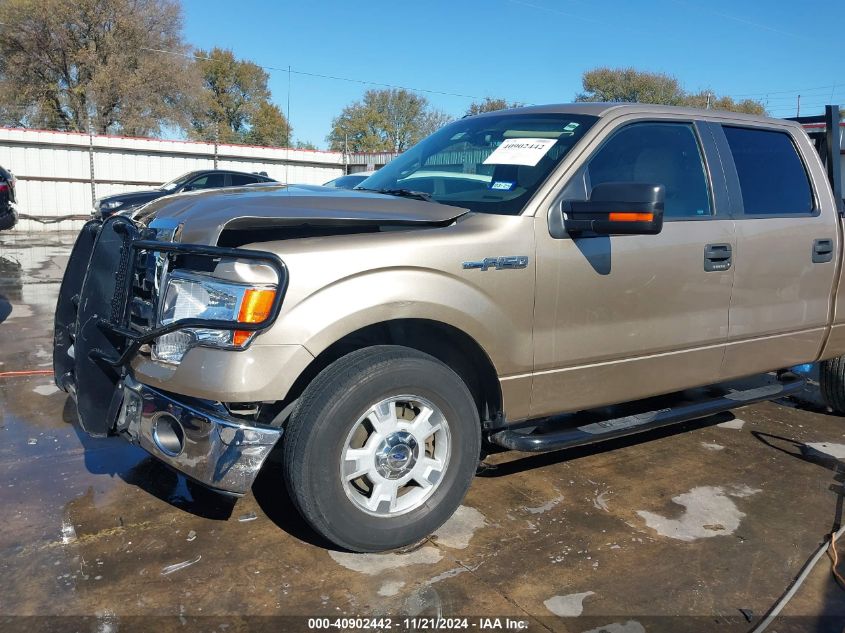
[54,103,845,552]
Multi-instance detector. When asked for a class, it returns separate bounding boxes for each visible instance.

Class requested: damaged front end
[53,216,288,495]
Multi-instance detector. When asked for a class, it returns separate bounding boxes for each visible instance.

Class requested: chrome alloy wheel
[340,395,451,517]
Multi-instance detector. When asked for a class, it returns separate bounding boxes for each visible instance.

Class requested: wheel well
[279,319,503,426]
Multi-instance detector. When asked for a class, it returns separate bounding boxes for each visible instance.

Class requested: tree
[244,102,291,147]
[575,67,766,114]
[295,140,318,150]
[465,97,522,116]
[328,89,452,153]
[577,67,685,105]
[683,91,766,115]
[0,0,194,136]
[189,48,291,147]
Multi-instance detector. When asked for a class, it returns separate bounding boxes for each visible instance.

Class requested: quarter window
[587,122,712,219]
[722,126,813,215]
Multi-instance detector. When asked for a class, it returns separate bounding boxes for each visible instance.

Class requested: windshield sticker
[563,122,580,131]
[483,138,557,167]
[490,181,515,191]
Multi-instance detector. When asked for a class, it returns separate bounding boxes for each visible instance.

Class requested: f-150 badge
[462,256,529,271]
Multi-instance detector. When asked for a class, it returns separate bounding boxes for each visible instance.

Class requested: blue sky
[181,0,843,149]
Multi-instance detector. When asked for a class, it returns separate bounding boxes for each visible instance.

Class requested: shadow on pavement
[751,430,845,630]
[62,395,236,521]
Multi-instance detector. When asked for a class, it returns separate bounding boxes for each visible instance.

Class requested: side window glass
[722,126,813,215]
[187,174,225,190]
[231,174,257,186]
[587,122,712,219]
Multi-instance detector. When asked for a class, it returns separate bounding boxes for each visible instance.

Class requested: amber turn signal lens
[234,288,276,346]
[608,212,653,222]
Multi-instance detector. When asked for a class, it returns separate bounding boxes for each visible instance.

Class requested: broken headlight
[153,271,277,363]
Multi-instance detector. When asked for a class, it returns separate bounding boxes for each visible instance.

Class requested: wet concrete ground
[1,231,844,633]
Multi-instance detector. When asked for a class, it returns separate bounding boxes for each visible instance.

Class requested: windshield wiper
[358,188,433,202]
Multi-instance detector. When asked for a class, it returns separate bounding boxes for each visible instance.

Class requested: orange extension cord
[0,369,54,378]
[830,529,845,590]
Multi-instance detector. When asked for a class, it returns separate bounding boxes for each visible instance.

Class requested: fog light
[153,330,195,363]
[152,413,185,456]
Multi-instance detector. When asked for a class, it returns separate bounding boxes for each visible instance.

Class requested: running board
[488,374,806,453]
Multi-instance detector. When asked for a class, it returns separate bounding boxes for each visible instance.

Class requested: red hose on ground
[0,369,54,378]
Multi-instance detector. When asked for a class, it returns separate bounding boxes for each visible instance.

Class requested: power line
[140,47,495,102]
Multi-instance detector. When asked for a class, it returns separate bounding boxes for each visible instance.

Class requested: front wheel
[820,356,845,413]
[283,346,481,552]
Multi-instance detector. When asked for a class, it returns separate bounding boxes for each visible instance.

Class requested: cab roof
[477,102,798,128]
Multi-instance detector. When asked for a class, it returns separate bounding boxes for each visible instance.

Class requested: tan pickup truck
[54,103,845,552]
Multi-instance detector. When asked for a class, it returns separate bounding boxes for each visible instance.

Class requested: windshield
[159,171,200,192]
[358,112,597,215]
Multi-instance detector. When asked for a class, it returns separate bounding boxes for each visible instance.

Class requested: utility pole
[87,112,96,209]
[213,119,219,169]
[797,95,801,118]
[706,92,711,109]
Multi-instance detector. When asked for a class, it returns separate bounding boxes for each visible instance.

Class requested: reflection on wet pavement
[1,231,844,632]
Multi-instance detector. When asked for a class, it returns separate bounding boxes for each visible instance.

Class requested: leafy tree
[683,91,765,115]
[0,0,193,135]
[190,48,291,147]
[465,97,522,116]
[577,67,685,105]
[576,67,765,114]
[295,140,318,150]
[244,102,292,147]
[328,88,452,152]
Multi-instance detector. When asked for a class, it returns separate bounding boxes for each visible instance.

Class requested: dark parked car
[323,170,376,189]
[0,165,17,231]
[94,169,277,219]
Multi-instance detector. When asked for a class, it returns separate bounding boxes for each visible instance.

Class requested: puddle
[583,621,646,633]
[33,384,59,396]
[378,581,406,597]
[593,492,610,512]
[524,494,565,514]
[329,547,442,575]
[637,485,761,541]
[805,442,845,460]
[431,505,485,549]
[544,591,594,617]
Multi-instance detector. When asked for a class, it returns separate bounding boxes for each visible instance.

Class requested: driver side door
[530,117,736,418]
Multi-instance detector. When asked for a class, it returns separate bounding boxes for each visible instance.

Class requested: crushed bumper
[117,375,282,496]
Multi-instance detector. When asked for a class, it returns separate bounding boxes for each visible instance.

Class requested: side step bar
[488,374,806,453]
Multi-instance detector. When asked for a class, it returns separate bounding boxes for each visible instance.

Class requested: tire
[283,345,481,552]
[820,356,845,413]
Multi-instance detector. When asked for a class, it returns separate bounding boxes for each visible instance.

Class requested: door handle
[704,243,732,272]
[812,238,834,263]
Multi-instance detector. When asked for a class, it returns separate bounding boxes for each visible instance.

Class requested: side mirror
[562,182,664,236]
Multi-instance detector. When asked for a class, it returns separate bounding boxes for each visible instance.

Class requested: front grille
[128,248,159,332]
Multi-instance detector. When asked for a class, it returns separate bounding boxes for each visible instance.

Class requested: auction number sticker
[483,138,557,166]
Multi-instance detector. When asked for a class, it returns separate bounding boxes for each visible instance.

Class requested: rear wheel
[283,346,481,552]
[820,356,845,413]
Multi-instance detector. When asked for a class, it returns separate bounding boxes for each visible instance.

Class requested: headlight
[153,271,277,363]
[101,200,123,210]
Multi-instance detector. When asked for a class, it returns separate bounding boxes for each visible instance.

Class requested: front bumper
[117,375,282,495]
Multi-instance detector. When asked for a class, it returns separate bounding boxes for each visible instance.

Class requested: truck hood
[137,184,469,245]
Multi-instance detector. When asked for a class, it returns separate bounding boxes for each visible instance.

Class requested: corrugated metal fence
[0,127,398,232]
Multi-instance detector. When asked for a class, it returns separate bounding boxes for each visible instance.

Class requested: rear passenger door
[531,117,736,417]
[715,124,839,379]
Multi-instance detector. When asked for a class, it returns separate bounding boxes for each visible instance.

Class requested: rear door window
[587,122,712,219]
[722,126,814,215]
[230,174,258,186]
